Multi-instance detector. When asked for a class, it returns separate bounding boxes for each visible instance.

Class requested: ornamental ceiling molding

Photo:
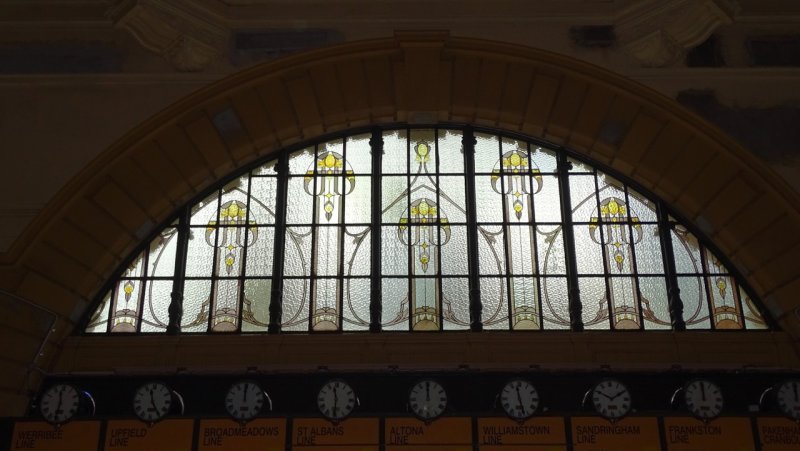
[615,0,739,67]
[108,0,228,72]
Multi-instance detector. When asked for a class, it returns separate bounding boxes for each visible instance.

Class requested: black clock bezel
[317,379,357,421]
[132,381,174,423]
[590,378,632,420]
[408,379,448,421]
[683,379,724,421]
[225,379,269,422]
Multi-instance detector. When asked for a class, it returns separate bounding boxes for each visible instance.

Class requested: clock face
[225,381,268,421]
[776,380,800,420]
[500,379,539,420]
[591,379,631,420]
[133,382,173,422]
[317,380,356,421]
[39,384,81,424]
[684,380,723,420]
[409,380,447,420]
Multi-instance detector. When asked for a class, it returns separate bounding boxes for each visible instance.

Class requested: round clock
[409,379,447,421]
[775,380,800,420]
[39,384,88,425]
[317,380,357,421]
[225,381,270,422]
[500,379,539,420]
[590,379,632,420]
[133,382,181,423]
[684,379,724,420]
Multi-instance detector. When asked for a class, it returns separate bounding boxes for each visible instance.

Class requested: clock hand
[333,386,338,416]
[515,387,525,413]
[55,388,64,419]
[150,389,159,413]
[700,382,706,401]
[243,384,248,403]
[596,391,612,400]
[426,381,430,401]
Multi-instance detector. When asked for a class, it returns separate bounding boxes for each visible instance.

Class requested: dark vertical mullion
[657,204,685,331]
[167,208,191,334]
[135,242,151,333]
[308,145,321,332]
[593,174,614,330]
[526,142,545,330]
[337,138,347,331]
[369,128,383,332]
[207,189,223,333]
[268,153,290,333]
[556,153,583,331]
[623,186,646,330]
[434,129,444,331]
[462,126,483,331]
[236,173,255,332]
[497,136,514,331]
[697,241,717,330]
[406,128,414,331]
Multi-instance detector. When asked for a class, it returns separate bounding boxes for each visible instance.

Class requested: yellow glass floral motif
[589,197,642,272]
[491,148,543,220]
[206,200,259,276]
[398,198,451,273]
[304,150,355,222]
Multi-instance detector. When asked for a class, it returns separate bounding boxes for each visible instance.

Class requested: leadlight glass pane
[478,225,505,275]
[481,277,509,330]
[507,225,536,275]
[382,176,407,223]
[628,188,658,222]
[182,279,212,332]
[211,278,240,332]
[438,129,464,173]
[438,176,467,223]
[568,157,593,173]
[191,191,219,226]
[538,225,567,275]
[252,159,277,176]
[382,130,407,174]
[441,226,469,275]
[343,277,370,331]
[140,280,170,332]
[533,175,562,223]
[609,277,640,329]
[344,226,371,276]
[286,176,312,225]
[345,176,371,224]
[381,225,408,276]
[312,278,339,331]
[284,226,312,277]
[215,227,253,278]
[282,278,310,332]
[315,226,342,276]
[85,291,111,333]
[531,146,558,173]
[510,277,539,330]
[570,175,599,220]
[475,176,504,223]
[597,175,628,219]
[580,277,609,330]
[679,276,711,329]
[249,177,278,224]
[123,251,147,279]
[741,287,768,330]
[185,227,216,277]
[639,276,671,330]
[633,224,665,274]
[346,134,372,174]
[474,132,500,173]
[220,176,250,217]
[148,228,177,277]
[382,278,409,331]
[442,277,470,330]
[707,273,743,330]
[410,129,437,174]
[110,279,141,332]
[573,226,605,274]
[244,227,275,276]
[242,279,271,332]
[672,225,703,274]
[289,146,315,175]
[411,277,439,331]
[541,277,571,329]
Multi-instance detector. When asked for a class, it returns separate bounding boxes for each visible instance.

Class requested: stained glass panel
[481,277,509,330]
[312,278,339,331]
[442,277,470,330]
[741,287,768,330]
[533,175,562,223]
[343,278,371,331]
[242,279,271,332]
[185,227,216,277]
[140,280,170,332]
[346,134,372,174]
[509,276,539,330]
[530,146,558,173]
[438,129,464,173]
[633,224,665,274]
[637,276,671,330]
[345,176,371,224]
[182,279,212,332]
[580,276,609,330]
[541,277,570,329]
[382,277,408,331]
[344,226,371,276]
[190,191,219,226]
[148,228,177,277]
[249,177,278,224]
[474,133,500,173]
[679,276,711,329]
[284,226,312,277]
[245,227,275,276]
[440,226,469,275]
[609,277,639,329]
[382,130,407,174]
[282,278,310,332]
[85,291,111,333]
[288,146,315,175]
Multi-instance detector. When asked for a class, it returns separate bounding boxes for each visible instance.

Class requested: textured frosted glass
[382,278,409,331]
[382,130,408,174]
[149,228,177,277]
[315,226,341,276]
[537,225,566,275]
[609,277,639,329]
[679,276,711,329]
[474,132,500,173]
[85,292,111,333]
[510,277,539,330]
[410,129,437,173]
[708,274,742,329]
[481,277,509,330]
[568,157,592,173]
[220,176,250,214]
[211,279,240,331]
[346,134,372,174]
[533,175,562,223]
[343,278,370,331]
[475,176,504,223]
[382,176,407,223]
[627,188,657,222]
[281,278,310,331]
[597,174,628,219]
[312,278,340,331]
[289,146,315,175]
[672,228,702,274]
[570,175,599,220]
[242,279,271,332]
[438,176,467,223]
[438,129,464,173]
[191,191,219,225]
[704,247,729,274]
[441,226,468,275]
[123,251,146,278]
[186,227,216,277]
[345,176,371,224]
[249,177,278,224]
[580,277,610,330]
[381,225,408,275]
[111,279,141,331]
[140,280,170,332]
[598,222,635,275]
[507,225,536,275]
[284,226,312,276]
[286,176,312,225]
[411,277,438,326]
[638,277,671,330]
[321,138,344,166]
[573,226,605,274]
[531,146,557,173]
[633,224,664,274]
[252,159,277,175]
[741,287,768,330]
[182,279,212,333]
[216,228,252,278]
[245,227,275,277]
[478,224,506,275]
[541,277,570,329]
[344,226,370,276]
[501,137,527,158]
[442,277,470,330]
[313,174,346,224]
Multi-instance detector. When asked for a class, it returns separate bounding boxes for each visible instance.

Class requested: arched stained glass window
[83,126,769,334]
